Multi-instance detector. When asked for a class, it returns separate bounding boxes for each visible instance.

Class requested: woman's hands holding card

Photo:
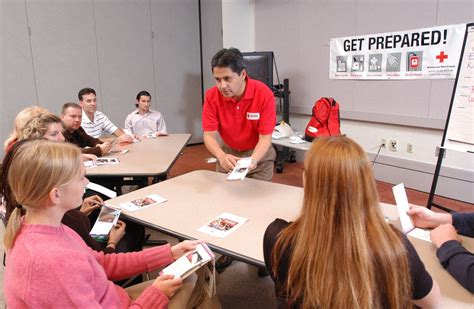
[171,240,202,260]
[153,274,183,299]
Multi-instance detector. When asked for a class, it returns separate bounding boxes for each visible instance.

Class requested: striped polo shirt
[81,110,118,138]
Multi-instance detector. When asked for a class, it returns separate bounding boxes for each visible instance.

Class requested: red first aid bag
[304,97,341,142]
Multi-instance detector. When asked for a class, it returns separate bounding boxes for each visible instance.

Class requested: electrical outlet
[389,139,398,152]
[407,143,413,153]
[381,138,387,148]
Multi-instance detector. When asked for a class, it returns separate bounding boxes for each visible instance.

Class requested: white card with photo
[160,243,215,279]
[119,194,167,212]
[197,212,249,238]
[84,160,98,169]
[392,183,431,242]
[95,157,120,165]
[227,157,252,181]
[90,205,121,241]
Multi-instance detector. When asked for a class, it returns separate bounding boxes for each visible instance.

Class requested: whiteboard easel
[428,23,474,211]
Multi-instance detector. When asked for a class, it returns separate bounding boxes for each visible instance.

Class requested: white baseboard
[289,149,473,204]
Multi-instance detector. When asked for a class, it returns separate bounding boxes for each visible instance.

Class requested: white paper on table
[119,194,167,212]
[197,212,248,238]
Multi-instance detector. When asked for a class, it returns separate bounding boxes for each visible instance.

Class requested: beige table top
[272,137,312,151]
[107,170,303,265]
[107,170,473,307]
[86,134,191,177]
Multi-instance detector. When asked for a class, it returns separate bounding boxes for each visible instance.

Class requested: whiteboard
[443,23,474,153]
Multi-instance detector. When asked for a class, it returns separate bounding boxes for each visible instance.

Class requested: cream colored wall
[222,0,473,202]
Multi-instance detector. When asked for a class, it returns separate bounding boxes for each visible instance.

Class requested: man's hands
[80,195,103,216]
[108,220,126,245]
[117,134,134,143]
[430,224,462,248]
[406,205,452,229]
[152,274,183,299]
[217,153,240,172]
[170,240,201,260]
[99,141,112,155]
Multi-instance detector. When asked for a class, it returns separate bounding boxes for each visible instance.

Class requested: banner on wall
[329,24,465,80]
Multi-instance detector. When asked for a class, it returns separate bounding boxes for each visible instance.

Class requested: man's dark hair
[78,87,96,101]
[211,48,246,74]
[135,91,151,108]
[61,102,82,115]
[136,90,151,101]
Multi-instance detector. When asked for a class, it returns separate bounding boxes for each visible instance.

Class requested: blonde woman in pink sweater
[3,140,200,308]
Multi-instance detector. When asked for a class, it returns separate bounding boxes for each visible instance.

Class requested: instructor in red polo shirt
[202,48,276,181]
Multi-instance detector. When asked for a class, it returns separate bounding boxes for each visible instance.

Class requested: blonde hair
[272,136,411,308]
[3,106,48,151]
[4,140,82,249]
[19,113,63,140]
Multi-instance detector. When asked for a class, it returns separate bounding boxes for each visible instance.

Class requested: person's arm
[431,224,474,293]
[124,114,134,135]
[404,235,441,308]
[93,244,174,281]
[156,113,167,134]
[203,131,240,171]
[249,134,272,170]
[412,280,441,309]
[452,213,474,237]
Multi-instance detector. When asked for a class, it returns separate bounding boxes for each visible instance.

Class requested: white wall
[222,0,254,51]
[222,0,473,203]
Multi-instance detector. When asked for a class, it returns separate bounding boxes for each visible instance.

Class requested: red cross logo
[436,51,448,63]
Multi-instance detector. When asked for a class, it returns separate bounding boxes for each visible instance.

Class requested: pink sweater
[4,223,175,308]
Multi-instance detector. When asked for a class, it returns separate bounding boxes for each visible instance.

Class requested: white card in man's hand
[227,157,252,181]
[392,183,414,234]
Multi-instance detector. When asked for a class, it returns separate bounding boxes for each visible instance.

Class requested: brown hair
[272,136,411,308]
[3,140,82,249]
[19,113,63,140]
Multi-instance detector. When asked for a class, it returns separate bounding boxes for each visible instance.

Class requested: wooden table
[106,170,473,307]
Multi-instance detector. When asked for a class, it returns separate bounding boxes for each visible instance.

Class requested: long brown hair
[272,136,411,308]
[3,140,81,249]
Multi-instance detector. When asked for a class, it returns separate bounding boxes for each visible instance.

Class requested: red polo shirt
[202,78,276,151]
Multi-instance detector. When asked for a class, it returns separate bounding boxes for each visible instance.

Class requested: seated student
[4,140,200,307]
[3,106,47,152]
[124,90,167,138]
[61,102,112,157]
[19,112,97,161]
[79,87,133,142]
[263,136,440,308]
[8,116,133,254]
[408,206,474,293]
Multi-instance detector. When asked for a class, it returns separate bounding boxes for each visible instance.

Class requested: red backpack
[304,97,341,142]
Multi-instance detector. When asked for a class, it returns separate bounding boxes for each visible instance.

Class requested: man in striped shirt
[79,88,133,142]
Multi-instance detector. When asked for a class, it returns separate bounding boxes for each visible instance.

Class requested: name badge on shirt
[246,112,260,120]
